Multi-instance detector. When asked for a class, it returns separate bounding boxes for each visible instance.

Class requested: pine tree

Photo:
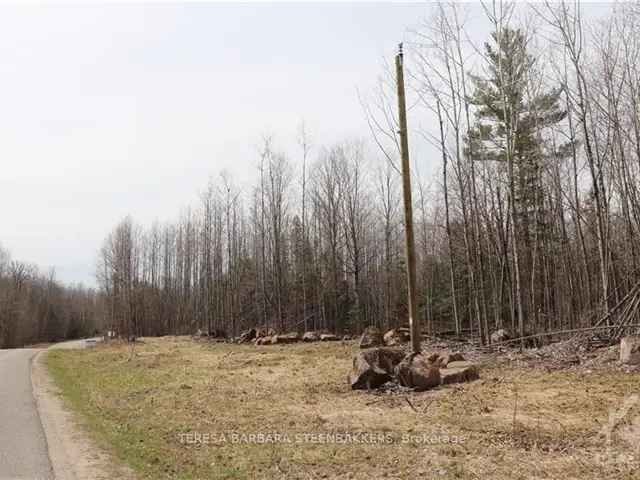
[466,27,570,332]
[469,27,567,235]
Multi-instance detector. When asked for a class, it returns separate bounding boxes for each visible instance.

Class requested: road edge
[31,349,137,480]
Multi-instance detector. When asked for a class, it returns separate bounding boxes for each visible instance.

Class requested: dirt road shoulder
[31,349,136,480]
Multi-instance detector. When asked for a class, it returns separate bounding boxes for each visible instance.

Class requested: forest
[96,2,640,345]
[0,243,100,348]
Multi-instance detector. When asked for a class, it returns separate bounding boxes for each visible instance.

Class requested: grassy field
[46,337,640,480]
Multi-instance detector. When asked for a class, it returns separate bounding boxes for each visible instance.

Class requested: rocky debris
[342,334,353,341]
[271,332,300,344]
[320,333,339,342]
[302,331,320,342]
[383,328,410,346]
[359,326,384,349]
[349,348,406,390]
[394,353,441,391]
[490,329,511,344]
[620,336,640,365]
[440,361,480,385]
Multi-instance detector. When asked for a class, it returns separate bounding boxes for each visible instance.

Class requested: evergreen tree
[466,27,570,330]
[467,27,568,243]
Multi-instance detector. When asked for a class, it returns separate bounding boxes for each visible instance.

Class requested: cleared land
[47,337,640,480]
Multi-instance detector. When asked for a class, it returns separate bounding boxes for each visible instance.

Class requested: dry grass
[47,337,640,480]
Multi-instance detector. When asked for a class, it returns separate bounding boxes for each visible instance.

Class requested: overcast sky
[0,2,612,287]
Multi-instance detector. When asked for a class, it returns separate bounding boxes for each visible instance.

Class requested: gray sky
[0,2,434,287]
[0,2,612,287]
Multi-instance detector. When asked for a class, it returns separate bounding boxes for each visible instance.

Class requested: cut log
[436,351,465,368]
[394,353,441,391]
[383,328,410,346]
[302,331,320,342]
[440,361,480,385]
[320,333,339,342]
[359,326,383,349]
[620,336,640,365]
[238,328,257,343]
[349,348,405,390]
[272,332,300,344]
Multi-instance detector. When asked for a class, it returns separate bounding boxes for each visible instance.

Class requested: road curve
[0,347,53,480]
[0,338,100,480]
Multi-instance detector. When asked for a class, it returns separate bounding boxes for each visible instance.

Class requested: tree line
[98,135,429,338]
[98,1,640,343]
[0,244,101,348]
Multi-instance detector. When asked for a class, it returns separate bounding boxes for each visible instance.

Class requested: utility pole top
[398,42,403,56]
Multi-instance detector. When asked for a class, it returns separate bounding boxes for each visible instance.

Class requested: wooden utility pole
[396,43,421,354]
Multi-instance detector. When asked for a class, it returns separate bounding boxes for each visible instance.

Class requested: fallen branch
[405,397,418,413]
[512,386,518,433]
[481,323,640,351]
[422,399,434,414]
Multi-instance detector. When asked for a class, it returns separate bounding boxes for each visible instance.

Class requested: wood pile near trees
[349,346,478,391]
